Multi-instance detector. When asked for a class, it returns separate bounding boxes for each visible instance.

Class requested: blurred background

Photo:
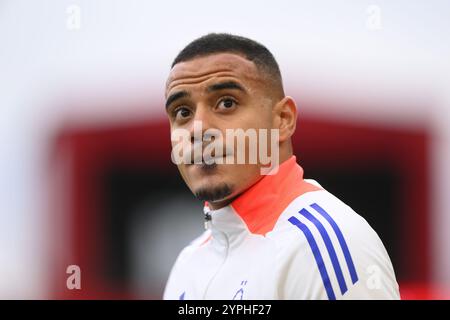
[1,0,450,299]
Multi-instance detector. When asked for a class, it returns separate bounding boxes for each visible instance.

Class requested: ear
[273,96,297,142]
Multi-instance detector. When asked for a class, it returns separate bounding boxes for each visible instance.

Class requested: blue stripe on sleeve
[299,208,348,295]
[288,216,336,300]
[310,203,359,284]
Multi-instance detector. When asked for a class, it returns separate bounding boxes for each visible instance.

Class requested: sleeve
[278,203,400,300]
[163,245,190,300]
[163,230,211,300]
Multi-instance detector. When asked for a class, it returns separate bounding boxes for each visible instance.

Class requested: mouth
[189,153,233,166]
[185,161,218,176]
[186,154,235,175]
[197,162,218,171]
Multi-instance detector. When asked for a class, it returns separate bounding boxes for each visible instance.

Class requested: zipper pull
[204,212,212,230]
[203,207,212,230]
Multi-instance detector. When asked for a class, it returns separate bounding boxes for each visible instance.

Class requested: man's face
[165,53,277,207]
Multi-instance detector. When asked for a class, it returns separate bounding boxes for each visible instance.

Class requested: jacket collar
[204,156,321,237]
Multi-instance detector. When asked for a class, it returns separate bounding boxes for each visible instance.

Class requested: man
[163,33,400,300]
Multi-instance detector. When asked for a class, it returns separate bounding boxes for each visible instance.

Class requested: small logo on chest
[232,280,248,300]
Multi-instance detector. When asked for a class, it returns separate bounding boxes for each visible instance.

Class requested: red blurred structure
[49,106,437,299]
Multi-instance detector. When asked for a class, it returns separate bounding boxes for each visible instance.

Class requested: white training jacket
[163,156,400,300]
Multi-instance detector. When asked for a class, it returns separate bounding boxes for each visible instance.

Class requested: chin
[193,182,233,203]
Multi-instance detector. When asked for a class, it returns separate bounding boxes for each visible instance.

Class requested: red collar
[229,156,321,235]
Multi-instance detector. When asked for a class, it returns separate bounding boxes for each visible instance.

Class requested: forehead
[166,53,263,96]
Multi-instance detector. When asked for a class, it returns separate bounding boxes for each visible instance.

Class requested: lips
[189,154,232,166]
[189,142,233,165]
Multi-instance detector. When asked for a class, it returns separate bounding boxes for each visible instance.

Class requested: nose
[188,104,214,144]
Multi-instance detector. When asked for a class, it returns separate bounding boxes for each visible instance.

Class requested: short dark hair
[171,33,284,96]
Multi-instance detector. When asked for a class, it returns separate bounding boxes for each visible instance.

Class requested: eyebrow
[165,81,246,110]
[207,81,246,93]
[165,90,189,109]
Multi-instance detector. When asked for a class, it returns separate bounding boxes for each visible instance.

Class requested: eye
[173,106,192,121]
[217,97,237,111]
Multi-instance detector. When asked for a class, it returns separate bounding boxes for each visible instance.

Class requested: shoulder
[163,230,211,299]
[272,185,379,250]
[173,230,212,264]
[271,183,400,299]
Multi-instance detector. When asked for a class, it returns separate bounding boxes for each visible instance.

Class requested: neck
[207,147,293,211]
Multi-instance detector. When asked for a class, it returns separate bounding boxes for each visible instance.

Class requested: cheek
[224,163,257,182]
[238,105,272,129]
[177,164,190,185]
